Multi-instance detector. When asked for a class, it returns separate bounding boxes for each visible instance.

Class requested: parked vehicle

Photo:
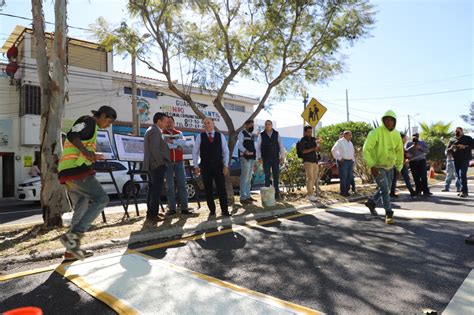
[17,160,142,202]
[319,159,339,185]
[183,156,263,199]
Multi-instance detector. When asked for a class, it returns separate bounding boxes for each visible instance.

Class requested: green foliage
[460,102,474,126]
[89,17,147,57]
[425,138,446,163]
[419,121,453,142]
[280,146,305,190]
[316,121,373,156]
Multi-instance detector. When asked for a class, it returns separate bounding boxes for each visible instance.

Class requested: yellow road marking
[134,251,321,315]
[0,264,61,282]
[56,263,138,315]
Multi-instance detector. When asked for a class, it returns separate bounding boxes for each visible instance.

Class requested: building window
[20,85,41,116]
[224,103,245,112]
[123,87,158,99]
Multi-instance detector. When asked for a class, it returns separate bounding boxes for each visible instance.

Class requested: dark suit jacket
[143,125,170,171]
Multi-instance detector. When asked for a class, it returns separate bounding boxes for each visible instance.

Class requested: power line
[329,88,474,101]
[0,12,90,31]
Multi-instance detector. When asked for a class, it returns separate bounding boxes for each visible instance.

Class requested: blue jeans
[445,160,461,191]
[165,161,188,212]
[263,159,280,198]
[454,159,470,194]
[401,165,415,193]
[65,176,109,234]
[338,160,354,195]
[240,158,254,201]
[147,165,166,216]
[369,168,394,215]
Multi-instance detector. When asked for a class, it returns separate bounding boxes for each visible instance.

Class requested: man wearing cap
[331,131,355,197]
[143,112,170,222]
[58,105,117,261]
[405,133,432,196]
[363,110,404,224]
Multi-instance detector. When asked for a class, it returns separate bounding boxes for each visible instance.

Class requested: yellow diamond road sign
[302,98,327,127]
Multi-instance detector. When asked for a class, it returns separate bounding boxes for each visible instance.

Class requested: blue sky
[1,0,473,133]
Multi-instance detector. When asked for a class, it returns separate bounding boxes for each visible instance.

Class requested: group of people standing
[56,105,473,261]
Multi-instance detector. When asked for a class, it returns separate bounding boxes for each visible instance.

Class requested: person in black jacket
[299,126,321,201]
[237,120,257,205]
[447,127,473,197]
[256,120,286,200]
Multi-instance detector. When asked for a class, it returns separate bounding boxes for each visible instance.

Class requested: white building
[0,25,259,198]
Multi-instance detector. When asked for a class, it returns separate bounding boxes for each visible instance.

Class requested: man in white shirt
[331,131,355,197]
[192,117,231,216]
[256,120,286,200]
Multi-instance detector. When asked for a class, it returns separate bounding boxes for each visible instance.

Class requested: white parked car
[17,160,142,202]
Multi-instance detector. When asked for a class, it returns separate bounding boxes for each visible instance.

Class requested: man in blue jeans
[237,120,257,204]
[331,131,355,197]
[363,110,404,224]
[447,127,473,198]
[163,116,192,215]
[58,105,117,261]
[256,120,286,200]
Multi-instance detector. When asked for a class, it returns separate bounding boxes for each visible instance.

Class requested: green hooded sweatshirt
[363,110,404,171]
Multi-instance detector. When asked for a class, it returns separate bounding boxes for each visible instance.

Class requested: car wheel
[323,169,332,184]
[186,182,197,200]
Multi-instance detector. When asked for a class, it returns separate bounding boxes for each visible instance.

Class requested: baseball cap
[91,106,117,120]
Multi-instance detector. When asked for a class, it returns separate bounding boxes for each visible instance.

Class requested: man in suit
[192,117,231,216]
[143,112,170,222]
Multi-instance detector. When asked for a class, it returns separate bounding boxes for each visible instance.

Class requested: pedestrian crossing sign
[302,98,327,127]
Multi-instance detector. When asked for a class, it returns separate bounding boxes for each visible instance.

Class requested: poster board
[96,130,116,160]
[113,133,145,162]
[182,135,195,161]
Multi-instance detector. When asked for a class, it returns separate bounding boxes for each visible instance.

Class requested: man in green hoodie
[363,110,404,224]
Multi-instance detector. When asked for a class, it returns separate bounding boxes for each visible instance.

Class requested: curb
[0,195,369,266]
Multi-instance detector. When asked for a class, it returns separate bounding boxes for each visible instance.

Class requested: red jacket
[162,129,184,162]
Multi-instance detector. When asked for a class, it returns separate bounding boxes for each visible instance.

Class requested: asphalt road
[1,182,473,314]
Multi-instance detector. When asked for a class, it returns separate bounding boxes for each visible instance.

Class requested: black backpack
[296,139,304,159]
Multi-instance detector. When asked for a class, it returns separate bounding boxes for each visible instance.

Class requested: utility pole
[303,91,309,127]
[131,53,138,136]
[345,89,349,122]
[407,115,411,137]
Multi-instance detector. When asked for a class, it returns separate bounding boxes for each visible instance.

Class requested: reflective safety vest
[58,125,98,172]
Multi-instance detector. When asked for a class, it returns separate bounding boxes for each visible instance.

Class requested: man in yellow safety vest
[58,105,117,261]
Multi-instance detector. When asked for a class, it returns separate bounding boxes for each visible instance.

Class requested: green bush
[280,147,306,191]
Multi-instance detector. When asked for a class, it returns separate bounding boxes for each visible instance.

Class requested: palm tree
[419,121,453,142]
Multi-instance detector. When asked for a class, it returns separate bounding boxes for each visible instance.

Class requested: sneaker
[240,199,252,205]
[459,193,469,198]
[59,232,85,260]
[145,215,161,222]
[364,200,378,216]
[385,214,394,225]
[423,192,433,196]
[222,211,232,217]
[409,191,417,198]
[441,189,449,192]
[465,234,474,245]
[165,210,177,216]
[64,250,93,262]
[181,209,193,215]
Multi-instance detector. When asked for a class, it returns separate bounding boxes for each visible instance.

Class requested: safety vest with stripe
[58,125,98,172]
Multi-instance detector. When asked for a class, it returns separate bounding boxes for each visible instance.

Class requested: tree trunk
[32,0,69,227]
